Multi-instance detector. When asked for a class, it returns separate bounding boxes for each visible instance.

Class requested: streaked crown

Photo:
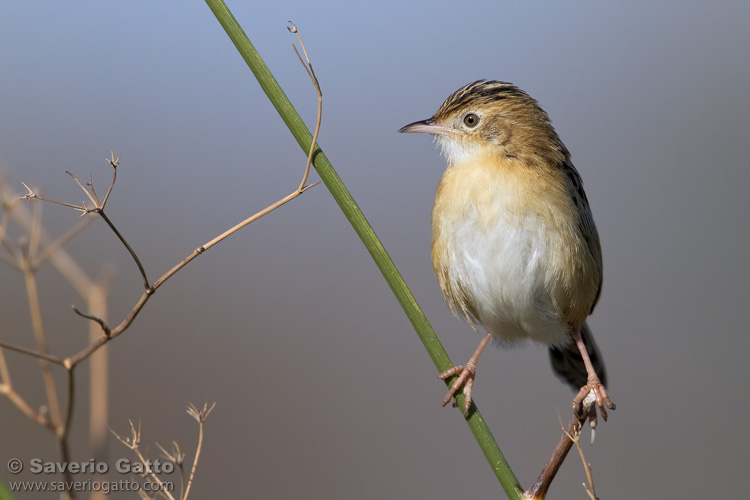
[400,80,569,166]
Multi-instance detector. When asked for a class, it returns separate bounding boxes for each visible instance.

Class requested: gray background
[1,1,748,499]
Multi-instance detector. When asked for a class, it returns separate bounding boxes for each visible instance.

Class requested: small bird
[399,80,614,424]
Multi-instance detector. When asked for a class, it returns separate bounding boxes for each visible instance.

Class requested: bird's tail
[548,322,607,392]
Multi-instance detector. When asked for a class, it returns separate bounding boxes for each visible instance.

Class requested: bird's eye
[463,113,479,128]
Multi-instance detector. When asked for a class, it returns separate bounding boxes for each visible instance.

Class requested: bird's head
[399,80,568,167]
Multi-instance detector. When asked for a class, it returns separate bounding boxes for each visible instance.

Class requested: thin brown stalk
[564,417,598,499]
[288,21,322,192]
[88,175,100,205]
[0,347,55,430]
[0,218,9,247]
[157,441,186,499]
[66,171,99,207]
[0,382,55,430]
[524,404,592,499]
[72,305,111,337]
[23,264,63,428]
[23,166,150,288]
[87,283,109,500]
[56,368,76,498]
[28,201,42,263]
[61,366,76,437]
[0,341,65,364]
[135,446,177,500]
[101,152,119,209]
[20,183,89,213]
[96,210,150,290]
[0,346,11,384]
[184,403,214,500]
[112,421,177,500]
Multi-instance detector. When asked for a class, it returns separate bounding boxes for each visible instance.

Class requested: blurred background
[1,1,748,498]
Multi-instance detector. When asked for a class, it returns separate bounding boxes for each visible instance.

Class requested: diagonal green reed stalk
[203,1,523,498]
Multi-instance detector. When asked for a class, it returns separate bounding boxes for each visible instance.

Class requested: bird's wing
[563,159,603,313]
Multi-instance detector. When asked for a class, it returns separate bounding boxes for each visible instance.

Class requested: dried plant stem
[524,410,589,500]
[0,341,64,364]
[183,404,214,500]
[22,265,63,428]
[136,447,176,500]
[183,422,202,500]
[87,285,109,500]
[0,349,55,429]
[288,21,321,191]
[0,347,10,384]
[96,210,149,289]
[56,368,76,495]
[116,421,177,500]
[101,152,118,209]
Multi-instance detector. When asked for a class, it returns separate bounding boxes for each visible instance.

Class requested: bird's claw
[573,378,615,429]
[439,364,476,414]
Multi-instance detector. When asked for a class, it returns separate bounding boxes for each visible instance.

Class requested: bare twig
[21,182,87,212]
[86,281,110,500]
[66,171,99,208]
[184,403,215,500]
[288,21,322,192]
[524,394,597,499]
[71,305,111,338]
[87,175,100,206]
[563,416,598,500]
[96,210,150,289]
[0,347,11,385]
[0,379,55,430]
[28,200,42,263]
[0,341,65,364]
[22,161,151,288]
[101,152,119,210]
[22,261,63,428]
[157,441,186,499]
[57,367,76,491]
[110,419,141,450]
[0,346,56,430]
[112,421,178,500]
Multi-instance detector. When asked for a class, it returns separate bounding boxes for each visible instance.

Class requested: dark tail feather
[548,322,607,392]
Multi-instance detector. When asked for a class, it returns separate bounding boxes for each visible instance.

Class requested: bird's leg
[570,326,615,428]
[439,331,492,414]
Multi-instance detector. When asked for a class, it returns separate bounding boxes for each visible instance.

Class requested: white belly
[431,163,587,347]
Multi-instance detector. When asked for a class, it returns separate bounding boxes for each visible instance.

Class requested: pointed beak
[398,118,452,135]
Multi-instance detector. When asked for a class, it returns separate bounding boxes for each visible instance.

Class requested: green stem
[203,1,523,498]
